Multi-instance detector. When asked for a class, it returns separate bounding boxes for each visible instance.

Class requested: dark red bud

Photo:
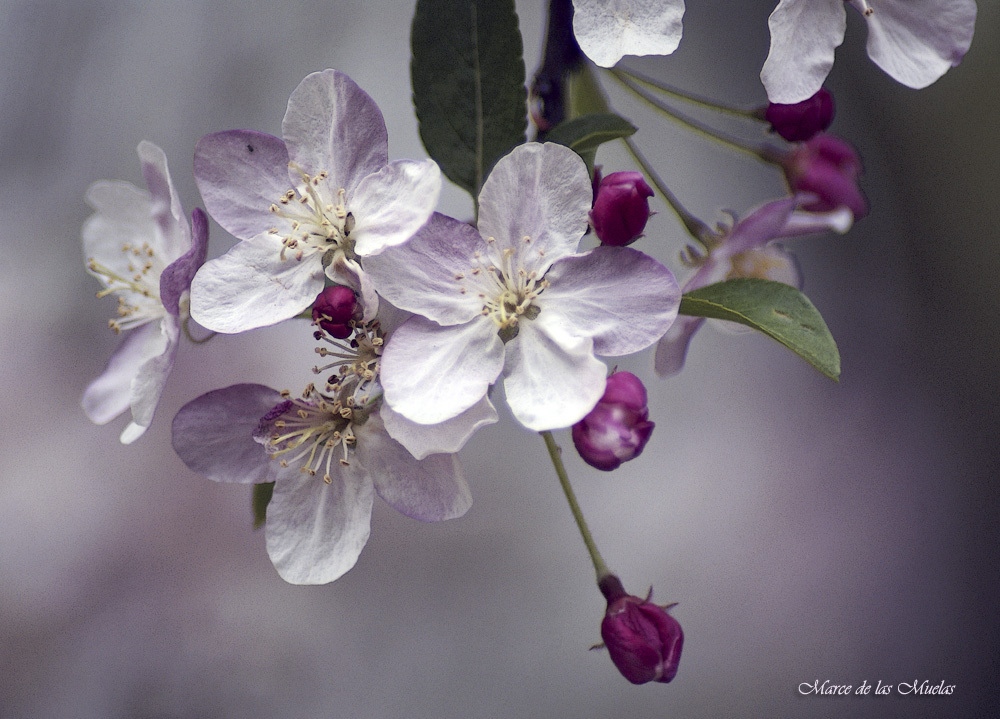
[311,286,357,339]
[765,87,835,142]
[781,134,868,220]
[598,574,683,684]
[590,172,654,247]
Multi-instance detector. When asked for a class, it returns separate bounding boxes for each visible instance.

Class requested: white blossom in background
[572,0,685,68]
[365,142,680,435]
[189,69,441,334]
[761,0,977,104]
[82,141,208,444]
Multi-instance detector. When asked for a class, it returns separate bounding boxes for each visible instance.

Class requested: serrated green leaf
[252,482,274,530]
[411,0,527,197]
[679,278,841,380]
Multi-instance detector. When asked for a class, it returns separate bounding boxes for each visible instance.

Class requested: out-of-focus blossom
[189,69,441,334]
[171,382,471,585]
[364,143,680,433]
[764,87,835,143]
[82,141,208,444]
[655,196,852,376]
[598,574,683,684]
[781,134,868,220]
[572,0,685,68]
[572,371,654,471]
[312,286,358,339]
[591,171,654,247]
[761,0,977,104]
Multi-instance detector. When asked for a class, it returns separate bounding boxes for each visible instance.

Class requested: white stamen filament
[87,241,167,333]
[268,165,353,262]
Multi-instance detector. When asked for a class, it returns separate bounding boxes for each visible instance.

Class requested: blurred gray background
[1,1,997,717]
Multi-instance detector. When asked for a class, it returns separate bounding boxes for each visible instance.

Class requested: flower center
[256,383,363,483]
[87,241,167,333]
[727,249,788,281]
[471,237,547,342]
[268,165,355,263]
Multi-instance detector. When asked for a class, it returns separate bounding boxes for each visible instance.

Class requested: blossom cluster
[80,0,976,688]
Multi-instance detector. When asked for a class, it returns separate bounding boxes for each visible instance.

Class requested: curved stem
[618,65,762,120]
[607,68,777,164]
[541,430,611,580]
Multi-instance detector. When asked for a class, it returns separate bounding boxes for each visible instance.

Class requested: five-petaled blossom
[364,142,680,434]
[572,0,685,68]
[82,141,208,444]
[597,574,684,684]
[761,0,977,104]
[172,382,471,585]
[655,196,852,376]
[189,69,441,334]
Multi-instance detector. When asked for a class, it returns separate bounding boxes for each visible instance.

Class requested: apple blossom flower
[764,87,835,143]
[82,141,208,444]
[364,142,680,433]
[572,0,685,68]
[590,171,654,247]
[572,371,654,471]
[655,196,852,376]
[189,69,441,334]
[761,0,977,104]
[781,134,868,220]
[598,574,683,684]
[171,317,472,585]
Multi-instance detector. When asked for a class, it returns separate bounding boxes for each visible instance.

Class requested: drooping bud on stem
[598,574,683,685]
[590,172,654,247]
[780,134,868,220]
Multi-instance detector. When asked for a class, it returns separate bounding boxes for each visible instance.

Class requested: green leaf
[679,278,841,380]
[252,482,274,530]
[411,0,527,197]
[544,112,636,171]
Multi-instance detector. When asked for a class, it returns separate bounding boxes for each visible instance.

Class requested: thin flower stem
[620,135,712,245]
[618,65,761,120]
[607,68,777,164]
[541,430,611,581]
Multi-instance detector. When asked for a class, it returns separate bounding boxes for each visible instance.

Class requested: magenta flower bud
[590,171,654,247]
[781,134,868,220]
[572,371,654,471]
[311,286,357,339]
[764,87,835,143]
[598,574,683,684]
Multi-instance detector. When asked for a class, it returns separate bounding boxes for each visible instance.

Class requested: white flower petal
[189,234,324,333]
[654,315,706,377]
[356,414,473,521]
[380,395,498,460]
[361,212,485,326]
[540,246,679,356]
[82,322,162,425]
[502,317,607,431]
[477,143,591,274]
[381,315,505,425]
[281,69,389,193]
[83,180,158,277]
[265,465,375,585]
[761,0,846,104]
[124,316,180,441]
[853,0,976,90]
[170,384,281,484]
[572,0,685,67]
[138,140,188,261]
[349,159,441,256]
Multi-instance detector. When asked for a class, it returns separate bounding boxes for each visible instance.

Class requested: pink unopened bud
[572,371,654,471]
[782,134,868,220]
[590,171,654,247]
[598,574,683,684]
[311,286,357,339]
[765,87,835,142]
